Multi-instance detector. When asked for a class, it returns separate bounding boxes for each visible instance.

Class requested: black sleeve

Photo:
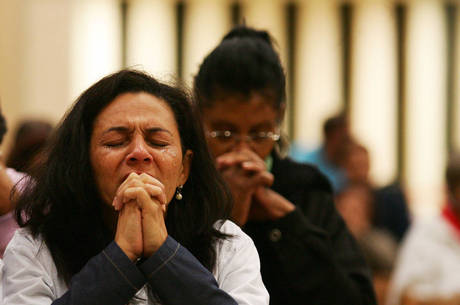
[271,196,377,305]
[53,238,238,305]
[247,158,376,305]
[52,241,146,305]
[139,236,238,305]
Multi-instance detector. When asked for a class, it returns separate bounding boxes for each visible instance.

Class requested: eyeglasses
[206,130,280,146]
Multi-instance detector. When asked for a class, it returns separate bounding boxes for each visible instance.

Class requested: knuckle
[128,172,138,179]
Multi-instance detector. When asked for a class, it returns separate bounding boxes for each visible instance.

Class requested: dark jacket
[244,154,377,305]
[51,237,237,305]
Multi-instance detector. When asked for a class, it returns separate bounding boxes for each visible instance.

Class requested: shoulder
[213,220,257,259]
[6,168,28,191]
[393,215,457,271]
[214,220,253,245]
[401,215,454,249]
[388,215,460,304]
[4,228,56,274]
[2,229,66,302]
[6,168,26,184]
[6,227,42,253]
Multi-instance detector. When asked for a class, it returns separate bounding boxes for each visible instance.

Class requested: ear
[178,149,193,186]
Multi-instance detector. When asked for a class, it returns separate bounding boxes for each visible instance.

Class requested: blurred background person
[0,108,26,258]
[335,182,398,305]
[6,119,53,175]
[194,25,376,305]
[335,182,375,239]
[386,153,460,305]
[290,113,350,193]
[338,140,410,244]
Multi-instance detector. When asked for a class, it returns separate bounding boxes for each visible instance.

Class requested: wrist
[115,239,139,262]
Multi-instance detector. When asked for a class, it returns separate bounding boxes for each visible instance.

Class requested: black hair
[15,69,233,283]
[446,153,460,194]
[193,25,286,111]
[323,113,348,138]
[0,108,7,144]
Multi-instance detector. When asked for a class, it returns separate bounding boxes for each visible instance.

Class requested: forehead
[202,94,280,129]
[93,92,178,131]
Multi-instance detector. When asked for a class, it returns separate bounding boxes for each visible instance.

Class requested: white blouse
[1,220,269,305]
[386,215,460,304]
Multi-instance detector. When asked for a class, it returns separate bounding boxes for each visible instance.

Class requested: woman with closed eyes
[1,70,269,305]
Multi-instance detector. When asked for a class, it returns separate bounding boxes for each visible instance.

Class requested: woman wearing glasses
[194,26,376,305]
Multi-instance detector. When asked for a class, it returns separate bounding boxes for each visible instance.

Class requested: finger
[254,171,274,187]
[139,173,165,192]
[115,201,143,260]
[137,174,166,205]
[143,184,167,206]
[217,157,265,173]
[122,187,148,206]
[241,160,266,173]
[216,150,262,168]
[114,173,166,210]
[122,186,165,214]
[135,186,166,216]
[113,173,140,210]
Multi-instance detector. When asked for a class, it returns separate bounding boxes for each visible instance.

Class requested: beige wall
[0,0,73,152]
[0,0,458,217]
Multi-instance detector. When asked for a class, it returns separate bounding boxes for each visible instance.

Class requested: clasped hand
[216,149,294,226]
[114,172,168,261]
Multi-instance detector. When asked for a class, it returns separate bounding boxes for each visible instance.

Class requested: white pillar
[183,0,232,86]
[240,0,287,66]
[125,0,177,82]
[350,0,398,187]
[0,0,25,137]
[19,0,75,121]
[69,0,122,100]
[240,0,290,133]
[0,0,75,154]
[454,7,460,152]
[293,0,342,149]
[405,0,447,217]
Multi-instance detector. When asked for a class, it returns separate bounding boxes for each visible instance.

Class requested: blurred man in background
[386,153,460,305]
[290,113,349,193]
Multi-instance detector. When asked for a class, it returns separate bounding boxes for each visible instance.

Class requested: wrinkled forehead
[91,92,179,136]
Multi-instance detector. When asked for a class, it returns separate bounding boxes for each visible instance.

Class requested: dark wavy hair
[193,25,286,111]
[15,69,233,283]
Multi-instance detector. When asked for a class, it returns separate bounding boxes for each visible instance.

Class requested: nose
[126,136,152,165]
[232,135,253,152]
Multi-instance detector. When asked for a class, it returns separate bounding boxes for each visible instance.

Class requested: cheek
[91,150,118,204]
[154,147,184,200]
[255,143,275,160]
[205,139,225,158]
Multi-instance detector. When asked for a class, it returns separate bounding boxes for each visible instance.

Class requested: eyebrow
[103,126,172,136]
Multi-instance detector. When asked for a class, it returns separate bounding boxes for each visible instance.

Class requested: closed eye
[104,141,125,148]
[148,140,168,147]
